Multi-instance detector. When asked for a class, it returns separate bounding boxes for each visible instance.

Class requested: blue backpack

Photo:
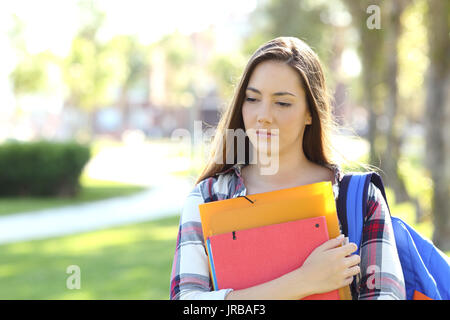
[337,172,450,300]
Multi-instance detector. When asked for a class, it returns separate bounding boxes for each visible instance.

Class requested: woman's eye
[277,102,291,107]
[245,97,257,102]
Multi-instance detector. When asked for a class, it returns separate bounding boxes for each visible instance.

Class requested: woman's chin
[251,144,280,159]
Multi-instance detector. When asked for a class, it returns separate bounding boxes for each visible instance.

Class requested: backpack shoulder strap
[337,171,388,256]
[367,172,391,213]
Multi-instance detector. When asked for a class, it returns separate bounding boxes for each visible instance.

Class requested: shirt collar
[216,162,343,186]
[214,163,246,177]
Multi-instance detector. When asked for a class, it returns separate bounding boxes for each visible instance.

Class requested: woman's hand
[226,234,360,300]
[298,235,360,296]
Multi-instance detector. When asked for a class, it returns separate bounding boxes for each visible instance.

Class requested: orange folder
[199,180,352,300]
[413,290,433,300]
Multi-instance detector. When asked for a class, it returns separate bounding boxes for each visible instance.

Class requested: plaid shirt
[170,163,406,300]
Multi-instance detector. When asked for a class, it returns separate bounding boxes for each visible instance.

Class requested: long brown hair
[195,37,372,185]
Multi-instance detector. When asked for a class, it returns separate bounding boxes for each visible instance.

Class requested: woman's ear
[305,113,312,125]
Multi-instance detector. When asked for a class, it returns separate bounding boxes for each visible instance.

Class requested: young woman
[170,37,406,300]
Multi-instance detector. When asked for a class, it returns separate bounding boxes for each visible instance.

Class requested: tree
[343,0,386,168]
[61,0,123,136]
[244,0,333,61]
[106,35,150,131]
[10,52,50,98]
[424,0,450,250]
[151,31,196,108]
[8,15,51,103]
[208,53,247,104]
[62,36,121,111]
[343,0,428,220]
[379,0,420,211]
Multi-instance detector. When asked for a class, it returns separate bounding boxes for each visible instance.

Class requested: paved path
[0,177,193,244]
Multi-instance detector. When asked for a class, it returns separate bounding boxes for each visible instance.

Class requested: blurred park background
[0,0,448,299]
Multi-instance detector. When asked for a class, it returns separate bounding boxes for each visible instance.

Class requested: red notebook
[205,216,340,300]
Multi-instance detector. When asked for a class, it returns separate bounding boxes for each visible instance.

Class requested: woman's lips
[256,129,278,137]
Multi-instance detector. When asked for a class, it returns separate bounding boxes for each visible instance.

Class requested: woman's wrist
[224,266,314,300]
[285,266,314,299]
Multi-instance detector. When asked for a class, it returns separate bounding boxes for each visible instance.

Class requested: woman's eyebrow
[246,87,296,97]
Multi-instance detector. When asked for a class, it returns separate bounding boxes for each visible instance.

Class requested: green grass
[0,176,146,216]
[0,215,180,299]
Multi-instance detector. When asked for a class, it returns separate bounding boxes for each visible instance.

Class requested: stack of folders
[199,180,352,300]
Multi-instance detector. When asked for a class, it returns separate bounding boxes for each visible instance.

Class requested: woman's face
[242,60,312,158]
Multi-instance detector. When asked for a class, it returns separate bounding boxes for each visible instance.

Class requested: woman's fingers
[336,242,358,257]
[317,235,346,251]
[344,254,361,268]
[343,276,355,287]
[321,237,358,257]
[344,265,361,278]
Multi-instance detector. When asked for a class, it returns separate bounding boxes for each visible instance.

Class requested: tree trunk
[343,0,386,167]
[425,0,450,251]
[329,25,347,126]
[119,86,130,133]
[380,0,415,207]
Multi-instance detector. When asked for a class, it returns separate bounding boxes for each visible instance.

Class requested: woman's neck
[245,147,317,189]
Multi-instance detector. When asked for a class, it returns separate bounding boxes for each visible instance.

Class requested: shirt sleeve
[356,182,406,300]
[169,182,234,300]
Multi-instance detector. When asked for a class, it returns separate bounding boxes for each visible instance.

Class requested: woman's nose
[256,101,273,124]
